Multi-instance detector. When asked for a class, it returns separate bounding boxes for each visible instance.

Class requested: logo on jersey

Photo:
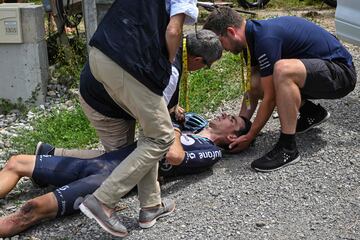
[160,159,173,172]
[180,135,195,146]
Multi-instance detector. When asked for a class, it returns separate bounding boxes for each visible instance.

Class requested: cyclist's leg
[0,155,35,198]
[0,192,58,238]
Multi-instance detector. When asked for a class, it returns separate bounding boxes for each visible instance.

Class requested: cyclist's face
[209,112,244,135]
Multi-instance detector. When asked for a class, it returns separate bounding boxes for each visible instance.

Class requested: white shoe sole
[79,203,128,237]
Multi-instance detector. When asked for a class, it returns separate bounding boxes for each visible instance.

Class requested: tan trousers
[88,47,174,208]
[54,95,136,158]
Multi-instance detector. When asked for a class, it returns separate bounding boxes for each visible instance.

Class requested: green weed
[0,98,28,115]
[181,52,243,113]
[47,33,87,88]
[11,103,98,154]
[267,0,326,9]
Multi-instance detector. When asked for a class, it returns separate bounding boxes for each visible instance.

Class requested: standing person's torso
[89,0,171,94]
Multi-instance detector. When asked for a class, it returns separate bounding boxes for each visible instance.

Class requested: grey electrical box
[0,3,48,105]
[0,6,22,43]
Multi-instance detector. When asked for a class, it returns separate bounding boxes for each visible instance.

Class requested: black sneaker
[251,144,300,172]
[296,101,330,134]
[34,142,55,156]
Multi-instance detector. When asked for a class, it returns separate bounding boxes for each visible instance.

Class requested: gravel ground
[1,8,359,240]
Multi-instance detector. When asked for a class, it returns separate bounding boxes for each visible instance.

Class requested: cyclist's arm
[165,129,185,165]
[161,135,222,176]
[179,146,222,169]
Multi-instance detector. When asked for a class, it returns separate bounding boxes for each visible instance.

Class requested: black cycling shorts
[31,144,136,217]
[300,59,357,99]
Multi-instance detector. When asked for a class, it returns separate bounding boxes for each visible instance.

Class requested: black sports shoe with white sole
[251,144,300,172]
[296,101,330,134]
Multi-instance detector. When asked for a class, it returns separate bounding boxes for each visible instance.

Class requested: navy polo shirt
[245,16,353,77]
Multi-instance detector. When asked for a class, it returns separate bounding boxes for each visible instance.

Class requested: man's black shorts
[300,59,357,99]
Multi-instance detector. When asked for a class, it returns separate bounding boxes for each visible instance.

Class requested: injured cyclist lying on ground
[0,112,251,237]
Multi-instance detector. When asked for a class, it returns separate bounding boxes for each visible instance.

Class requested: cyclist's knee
[3,155,20,173]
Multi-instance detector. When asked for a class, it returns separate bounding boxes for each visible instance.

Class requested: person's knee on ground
[0,155,36,198]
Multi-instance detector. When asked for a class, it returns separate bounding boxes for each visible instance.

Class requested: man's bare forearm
[239,67,262,120]
[248,98,275,139]
[239,92,259,120]
[166,14,185,63]
[165,129,185,165]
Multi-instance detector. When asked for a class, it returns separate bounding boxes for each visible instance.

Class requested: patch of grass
[11,103,98,154]
[181,52,243,113]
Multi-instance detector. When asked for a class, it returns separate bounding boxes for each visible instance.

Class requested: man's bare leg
[0,155,35,198]
[0,192,58,237]
[274,59,307,134]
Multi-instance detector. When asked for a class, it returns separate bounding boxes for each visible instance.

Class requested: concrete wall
[0,4,48,105]
[83,0,115,45]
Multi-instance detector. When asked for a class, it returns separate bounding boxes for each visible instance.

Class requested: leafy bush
[48,33,87,88]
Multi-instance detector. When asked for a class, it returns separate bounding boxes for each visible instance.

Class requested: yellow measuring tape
[240,46,252,110]
[180,37,190,111]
